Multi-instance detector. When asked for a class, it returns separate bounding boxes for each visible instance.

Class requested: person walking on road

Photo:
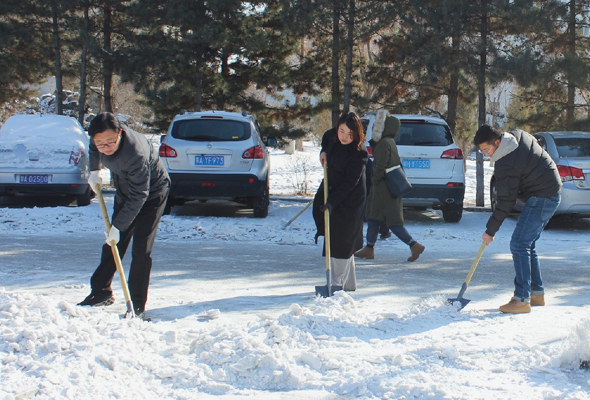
[78,113,170,318]
[474,124,561,314]
[355,110,425,262]
[313,112,368,291]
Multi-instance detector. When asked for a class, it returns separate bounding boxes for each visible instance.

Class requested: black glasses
[94,133,120,149]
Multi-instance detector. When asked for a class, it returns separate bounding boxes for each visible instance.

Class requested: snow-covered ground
[1,141,590,399]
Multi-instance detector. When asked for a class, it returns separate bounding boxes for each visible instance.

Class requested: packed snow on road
[1,141,589,399]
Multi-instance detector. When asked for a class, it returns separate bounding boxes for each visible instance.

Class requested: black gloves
[320,203,333,214]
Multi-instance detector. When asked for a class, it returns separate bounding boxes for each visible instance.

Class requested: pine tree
[0,0,52,116]
[495,0,590,130]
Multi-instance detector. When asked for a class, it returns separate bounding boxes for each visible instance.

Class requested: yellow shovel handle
[95,184,135,317]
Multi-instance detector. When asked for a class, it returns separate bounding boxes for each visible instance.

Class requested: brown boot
[407,243,425,262]
[530,295,545,306]
[499,298,531,314]
[354,246,374,259]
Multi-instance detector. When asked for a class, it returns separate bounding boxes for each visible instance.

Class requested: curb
[270,196,492,213]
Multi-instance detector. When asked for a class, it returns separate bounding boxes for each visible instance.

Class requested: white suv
[159,110,274,217]
[361,113,465,222]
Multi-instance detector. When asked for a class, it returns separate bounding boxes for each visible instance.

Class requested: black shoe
[134,309,151,321]
[77,292,115,307]
[380,231,392,240]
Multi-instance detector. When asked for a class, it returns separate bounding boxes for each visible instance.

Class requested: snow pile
[558,317,590,369]
[3,289,589,399]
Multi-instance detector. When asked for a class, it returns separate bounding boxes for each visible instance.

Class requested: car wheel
[163,197,174,215]
[76,185,92,207]
[490,178,497,213]
[441,203,463,223]
[252,181,269,218]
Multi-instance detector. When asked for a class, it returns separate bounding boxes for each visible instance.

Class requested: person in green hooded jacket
[355,110,425,262]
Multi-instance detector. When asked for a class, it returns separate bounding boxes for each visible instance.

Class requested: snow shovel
[95,185,135,318]
[315,164,343,297]
[447,241,486,310]
[282,199,313,229]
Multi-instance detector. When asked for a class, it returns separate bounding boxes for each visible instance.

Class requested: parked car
[0,114,92,206]
[490,130,590,218]
[159,110,275,217]
[361,113,465,222]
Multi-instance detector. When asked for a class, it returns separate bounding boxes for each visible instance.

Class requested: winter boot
[380,231,392,240]
[354,246,374,259]
[499,298,531,314]
[530,295,545,306]
[407,242,425,262]
[77,291,115,307]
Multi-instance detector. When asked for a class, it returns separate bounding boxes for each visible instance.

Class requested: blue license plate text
[195,155,224,166]
[20,174,49,184]
[402,159,430,169]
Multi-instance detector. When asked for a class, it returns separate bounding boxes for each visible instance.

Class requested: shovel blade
[315,285,343,298]
[447,297,471,310]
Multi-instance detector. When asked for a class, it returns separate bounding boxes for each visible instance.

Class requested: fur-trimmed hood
[372,110,400,142]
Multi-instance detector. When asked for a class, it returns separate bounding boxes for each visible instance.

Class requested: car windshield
[554,137,590,158]
[171,119,251,141]
[396,122,453,146]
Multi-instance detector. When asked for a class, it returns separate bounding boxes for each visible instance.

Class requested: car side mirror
[265,137,277,147]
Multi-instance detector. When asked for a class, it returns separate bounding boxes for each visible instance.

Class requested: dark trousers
[90,188,168,312]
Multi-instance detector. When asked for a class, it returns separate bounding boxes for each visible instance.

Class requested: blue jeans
[366,220,415,247]
[510,195,560,302]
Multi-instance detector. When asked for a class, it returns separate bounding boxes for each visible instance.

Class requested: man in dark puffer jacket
[474,124,561,314]
[78,113,170,319]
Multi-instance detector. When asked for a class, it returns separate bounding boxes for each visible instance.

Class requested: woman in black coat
[313,112,368,291]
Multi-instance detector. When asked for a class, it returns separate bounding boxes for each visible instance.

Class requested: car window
[361,119,370,134]
[172,119,251,141]
[535,135,548,151]
[396,122,453,146]
[554,137,590,157]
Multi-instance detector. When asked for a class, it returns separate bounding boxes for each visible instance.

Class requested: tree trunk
[447,36,460,135]
[51,1,63,115]
[102,4,113,113]
[567,0,576,127]
[331,3,342,127]
[195,65,203,112]
[78,0,90,126]
[342,0,355,115]
[476,0,487,208]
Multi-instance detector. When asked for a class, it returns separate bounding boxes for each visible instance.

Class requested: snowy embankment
[3,289,590,399]
[1,142,589,399]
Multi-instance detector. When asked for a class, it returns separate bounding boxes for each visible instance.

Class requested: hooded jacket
[486,128,561,236]
[366,111,405,225]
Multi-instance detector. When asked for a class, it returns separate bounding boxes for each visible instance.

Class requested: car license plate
[19,174,49,184]
[195,155,224,166]
[402,159,430,169]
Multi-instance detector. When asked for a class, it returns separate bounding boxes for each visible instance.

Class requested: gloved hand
[104,226,120,246]
[88,170,102,193]
[320,203,333,214]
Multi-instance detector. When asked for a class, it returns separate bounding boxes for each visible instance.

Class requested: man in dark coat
[313,112,368,291]
[355,110,425,262]
[78,113,170,318]
[474,124,561,314]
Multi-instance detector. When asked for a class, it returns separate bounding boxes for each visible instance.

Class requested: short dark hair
[473,124,502,146]
[337,111,365,150]
[88,112,121,137]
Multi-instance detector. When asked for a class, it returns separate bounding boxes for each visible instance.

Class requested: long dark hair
[337,112,365,150]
